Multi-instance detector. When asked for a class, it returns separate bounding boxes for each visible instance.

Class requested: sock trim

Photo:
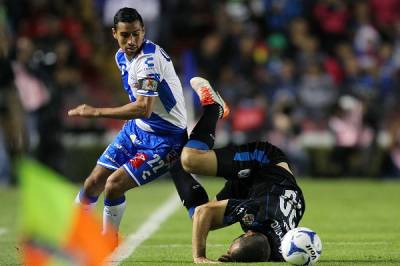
[79,188,99,204]
[185,140,210,150]
[188,207,196,219]
[104,195,126,206]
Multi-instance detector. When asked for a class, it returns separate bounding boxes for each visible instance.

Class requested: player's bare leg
[75,165,113,211]
[83,165,113,196]
[103,167,138,235]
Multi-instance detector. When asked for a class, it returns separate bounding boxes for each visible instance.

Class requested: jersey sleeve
[134,53,161,97]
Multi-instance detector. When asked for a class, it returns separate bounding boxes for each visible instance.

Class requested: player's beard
[125,46,136,56]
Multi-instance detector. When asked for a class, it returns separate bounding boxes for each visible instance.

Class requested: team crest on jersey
[141,78,158,92]
[132,82,139,89]
[242,213,255,225]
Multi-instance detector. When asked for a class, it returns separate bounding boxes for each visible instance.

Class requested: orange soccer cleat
[190,77,230,119]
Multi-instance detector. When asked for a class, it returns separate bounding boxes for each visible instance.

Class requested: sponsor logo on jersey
[238,169,251,178]
[130,134,136,143]
[271,219,284,254]
[271,220,284,241]
[104,154,116,163]
[144,67,155,71]
[129,134,142,145]
[130,152,148,168]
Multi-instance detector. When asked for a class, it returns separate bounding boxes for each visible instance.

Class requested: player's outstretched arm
[68,94,155,120]
[192,200,228,264]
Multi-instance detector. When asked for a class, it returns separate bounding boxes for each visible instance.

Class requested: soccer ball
[281,227,322,265]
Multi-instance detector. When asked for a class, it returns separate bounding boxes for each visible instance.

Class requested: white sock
[74,190,97,212]
[103,200,126,234]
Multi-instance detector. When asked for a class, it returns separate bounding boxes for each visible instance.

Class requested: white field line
[0,227,7,236]
[107,193,181,265]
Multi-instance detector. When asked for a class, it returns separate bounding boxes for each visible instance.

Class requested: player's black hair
[229,232,271,262]
[113,7,144,29]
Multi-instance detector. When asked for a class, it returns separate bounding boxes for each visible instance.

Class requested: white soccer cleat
[190,77,230,119]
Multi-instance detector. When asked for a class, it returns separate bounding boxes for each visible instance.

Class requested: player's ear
[112,27,117,39]
[227,237,241,254]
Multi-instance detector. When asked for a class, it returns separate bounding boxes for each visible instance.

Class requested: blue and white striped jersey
[114,40,187,135]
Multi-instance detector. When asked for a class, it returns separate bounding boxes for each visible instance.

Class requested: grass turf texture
[0,178,399,265]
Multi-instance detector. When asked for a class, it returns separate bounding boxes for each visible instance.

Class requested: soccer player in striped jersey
[68,8,208,245]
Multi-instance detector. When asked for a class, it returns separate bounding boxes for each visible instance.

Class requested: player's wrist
[193,249,206,260]
[93,108,101,117]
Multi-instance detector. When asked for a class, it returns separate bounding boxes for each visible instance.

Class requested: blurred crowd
[1,0,400,184]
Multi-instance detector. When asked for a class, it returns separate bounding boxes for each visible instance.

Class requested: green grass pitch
[0,178,399,265]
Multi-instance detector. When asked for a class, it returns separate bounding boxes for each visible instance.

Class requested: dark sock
[79,188,99,205]
[187,104,220,150]
[170,160,209,218]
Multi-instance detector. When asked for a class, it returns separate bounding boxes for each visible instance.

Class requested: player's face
[113,21,145,58]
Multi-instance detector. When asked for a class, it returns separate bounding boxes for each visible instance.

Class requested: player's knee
[193,203,210,219]
[192,205,203,220]
[180,148,192,172]
[84,176,103,196]
[104,176,125,199]
[181,148,201,174]
[84,167,110,195]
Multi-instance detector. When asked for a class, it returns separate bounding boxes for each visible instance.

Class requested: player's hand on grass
[68,104,99,117]
[217,253,233,262]
[194,256,220,264]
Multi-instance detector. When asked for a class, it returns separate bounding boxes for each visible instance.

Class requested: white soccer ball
[281,227,322,265]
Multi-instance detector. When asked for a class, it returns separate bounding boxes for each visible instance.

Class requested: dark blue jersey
[214,141,305,261]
